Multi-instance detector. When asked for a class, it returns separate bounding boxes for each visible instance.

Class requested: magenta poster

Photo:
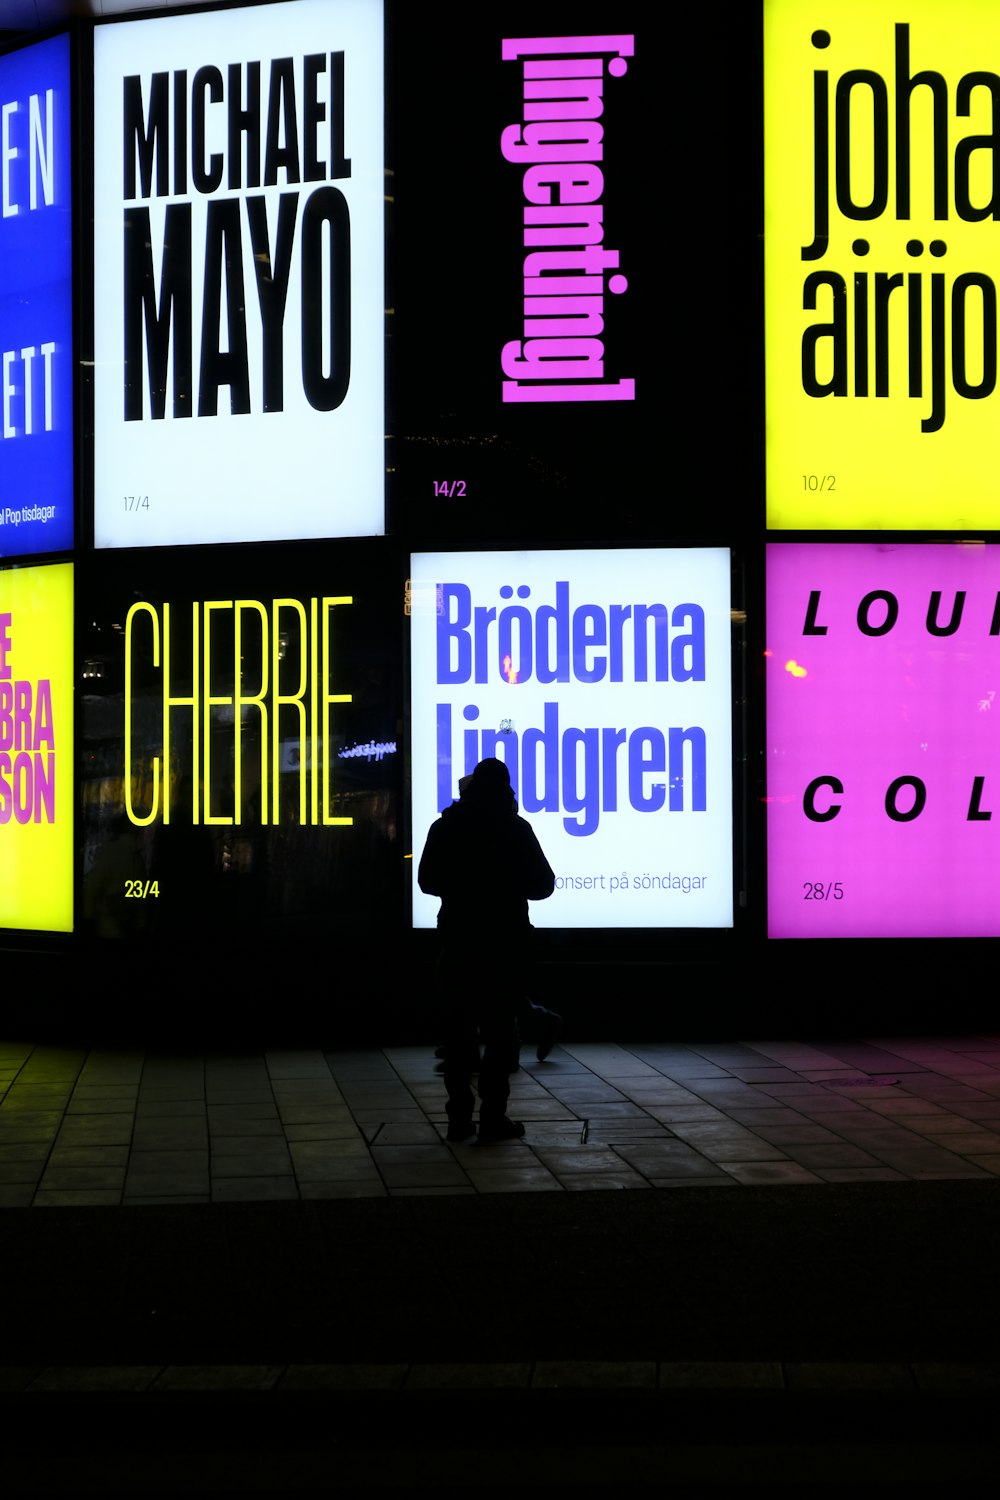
[768,542,1000,938]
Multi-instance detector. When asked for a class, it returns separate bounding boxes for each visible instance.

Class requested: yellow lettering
[124,601,159,826]
[202,601,233,825]
[234,599,268,824]
[272,598,308,825]
[323,596,353,826]
[122,592,356,833]
[163,601,199,825]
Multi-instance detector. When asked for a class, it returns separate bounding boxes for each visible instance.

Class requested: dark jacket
[418,794,555,935]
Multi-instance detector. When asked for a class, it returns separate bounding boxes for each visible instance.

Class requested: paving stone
[29,1366,162,1392]
[211,1177,299,1201]
[659,1362,784,1389]
[532,1361,656,1389]
[153,1365,284,1390]
[785,1362,915,1390]
[406,1363,531,1389]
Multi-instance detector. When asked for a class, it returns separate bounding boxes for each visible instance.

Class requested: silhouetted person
[418,757,555,1141]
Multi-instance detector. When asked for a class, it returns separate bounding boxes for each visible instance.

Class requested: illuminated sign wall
[765,0,1000,529]
[0,34,73,558]
[767,541,1000,937]
[0,561,73,931]
[80,544,398,940]
[410,548,733,929]
[93,0,384,549]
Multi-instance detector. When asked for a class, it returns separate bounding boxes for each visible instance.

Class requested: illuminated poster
[93,0,384,549]
[765,0,1000,529]
[0,34,73,557]
[0,562,73,932]
[768,541,1000,937]
[79,544,398,940]
[390,7,659,541]
[410,548,733,929]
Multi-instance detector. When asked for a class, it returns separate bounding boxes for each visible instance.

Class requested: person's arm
[518,821,556,900]
[417,819,446,895]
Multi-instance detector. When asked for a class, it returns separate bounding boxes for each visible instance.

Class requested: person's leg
[513,935,561,1061]
[476,993,522,1139]
[525,999,562,1062]
[442,1047,479,1138]
[438,947,480,1140]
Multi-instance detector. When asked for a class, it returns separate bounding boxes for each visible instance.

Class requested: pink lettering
[0,749,55,824]
[502,378,635,404]
[501,35,634,63]
[0,678,55,751]
[500,35,635,404]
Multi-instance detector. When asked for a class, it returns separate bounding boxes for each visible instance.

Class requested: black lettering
[198,199,250,418]
[228,61,261,191]
[303,55,326,181]
[330,51,351,179]
[247,193,298,412]
[802,272,847,396]
[922,271,947,433]
[858,590,898,636]
[192,66,224,195]
[803,67,828,260]
[803,590,828,634]
[968,775,992,821]
[875,272,905,397]
[885,775,925,822]
[952,273,997,399]
[908,271,923,397]
[123,203,192,421]
[895,23,949,220]
[264,58,301,186]
[954,73,1000,221]
[804,775,843,822]
[926,590,966,636]
[301,186,351,411]
[855,270,869,396]
[173,70,187,196]
[835,71,889,220]
[123,72,169,201]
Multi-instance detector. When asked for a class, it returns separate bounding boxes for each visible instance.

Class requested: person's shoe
[446,1121,477,1142]
[536,1015,562,1062]
[478,1118,525,1143]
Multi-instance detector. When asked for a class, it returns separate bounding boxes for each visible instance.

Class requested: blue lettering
[437,584,472,684]
[670,604,706,682]
[628,727,666,811]
[668,726,706,811]
[521,700,560,812]
[535,580,570,683]
[572,603,606,682]
[562,725,600,836]
[633,604,670,682]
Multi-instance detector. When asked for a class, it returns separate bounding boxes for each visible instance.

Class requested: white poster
[410,548,734,929]
[93,0,384,548]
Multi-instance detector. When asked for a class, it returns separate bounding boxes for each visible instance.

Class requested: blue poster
[0,33,72,558]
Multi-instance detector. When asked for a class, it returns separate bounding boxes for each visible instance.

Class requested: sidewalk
[2,1035,1000,1488]
[3,1034,1000,1205]
[2,1030,1000,1367]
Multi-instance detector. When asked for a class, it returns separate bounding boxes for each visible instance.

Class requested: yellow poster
[766,0,1000,528]
[0,562,73,931]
